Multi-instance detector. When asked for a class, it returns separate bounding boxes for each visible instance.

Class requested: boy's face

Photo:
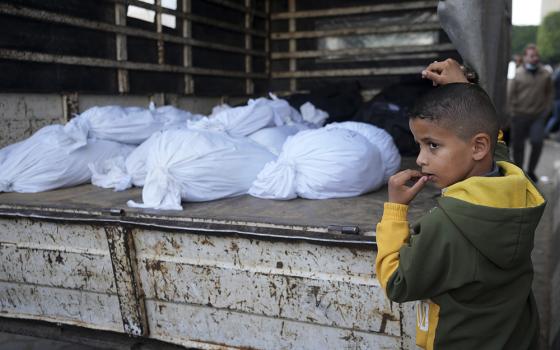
[409,117,477,189]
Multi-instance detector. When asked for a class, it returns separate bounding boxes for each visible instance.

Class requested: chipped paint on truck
[0,185,428,349]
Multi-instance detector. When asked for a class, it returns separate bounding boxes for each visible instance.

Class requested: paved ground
[533,138,560,182]
[0,332,101,350]
[526,138,560,350]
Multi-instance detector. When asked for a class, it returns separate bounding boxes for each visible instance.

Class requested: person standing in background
[507,44,554,182]
[544,65,560,138]
[507,54,523,80]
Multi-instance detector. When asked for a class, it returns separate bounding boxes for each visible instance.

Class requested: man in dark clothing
[507,44,554,182]
[544,67,560,136]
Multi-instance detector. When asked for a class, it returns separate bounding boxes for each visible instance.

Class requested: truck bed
[0,160,439,245]
[0,157,441,349]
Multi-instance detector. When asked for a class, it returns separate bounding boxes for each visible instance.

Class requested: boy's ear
[471,133,491,160]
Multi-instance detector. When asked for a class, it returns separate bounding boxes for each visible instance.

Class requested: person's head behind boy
[409,83,499,189]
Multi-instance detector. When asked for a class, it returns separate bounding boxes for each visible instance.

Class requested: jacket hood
[438,161,546,269]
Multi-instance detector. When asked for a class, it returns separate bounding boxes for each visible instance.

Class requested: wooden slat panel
[271,43,456,60]
[271,22,441,40]
[244,0,253,95]
[205,0,266,18]
[182,0,194,94]
[271,0,438,19]
[0,49,267,79]
[0,3,265,57]
[265,0,271,75]
[272,66,426,78]
[115,2,129,93]
[113,0,267,37]
[288,0,297,92]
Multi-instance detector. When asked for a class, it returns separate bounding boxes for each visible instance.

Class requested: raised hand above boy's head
[422,58,469,86]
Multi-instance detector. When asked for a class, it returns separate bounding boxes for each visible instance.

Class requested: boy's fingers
[425,60,439,68]
[408,176,428,195]
[403,169,424,179]
[444,58,461,67]
[425,60,446,73]
[390,169,423,187]
[422,70,444,85]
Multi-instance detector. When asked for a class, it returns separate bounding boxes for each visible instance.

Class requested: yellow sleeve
[375,202,410,292]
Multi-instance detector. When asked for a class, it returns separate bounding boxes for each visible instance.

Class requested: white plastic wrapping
[267,93,304,126]
[89,156,131,191]
[209,103,231,118]
[249,127,384,200]
[187,98,275,137]
[89,131,164,191]
[267,94,328,127]
[325,121,401,182]
[188,94,323,138]
[300,101,329,127]
[127,129,275,210]
[64,103,200,151]
[125,132,163,187]
[0,125,133,193]
[0,140,24,166]
[248,124,308,156]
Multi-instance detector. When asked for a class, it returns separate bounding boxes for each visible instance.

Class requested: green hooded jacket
[376,159,546,349]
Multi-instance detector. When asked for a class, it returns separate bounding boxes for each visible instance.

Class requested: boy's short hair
[411,83,500,147]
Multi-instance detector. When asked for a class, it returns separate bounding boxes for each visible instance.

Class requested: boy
[375,83,546,349]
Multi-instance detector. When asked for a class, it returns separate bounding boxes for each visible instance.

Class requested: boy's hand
[421,58,468,86]
[388,170,429,205]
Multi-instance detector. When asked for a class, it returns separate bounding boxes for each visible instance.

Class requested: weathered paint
[105,225,148,336]
[0,186,431,349]
[136,232,398,330]
[0,218,122,333]
[0,282,123,333]
[0,219,115,293]
[133,230,405,349]
[0,94,64,148]
[0,215,415,348]
[146,300,402,350]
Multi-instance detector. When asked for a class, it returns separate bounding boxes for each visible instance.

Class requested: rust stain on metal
[341,331,365,343]
[168,236,181,250]
[309,285,322,307]
[55,252,64,264]
[190,339,259,350]
[379,312,398,334]
[104,225,148,337]
[77,265,93,277]
[199,236,215,246]
[153,240,165,255]
[144,259,168,274]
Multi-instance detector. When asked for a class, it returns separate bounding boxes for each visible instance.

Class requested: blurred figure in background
[544,64,560,138]
[507,44,554,182]
[507,54,523,80]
